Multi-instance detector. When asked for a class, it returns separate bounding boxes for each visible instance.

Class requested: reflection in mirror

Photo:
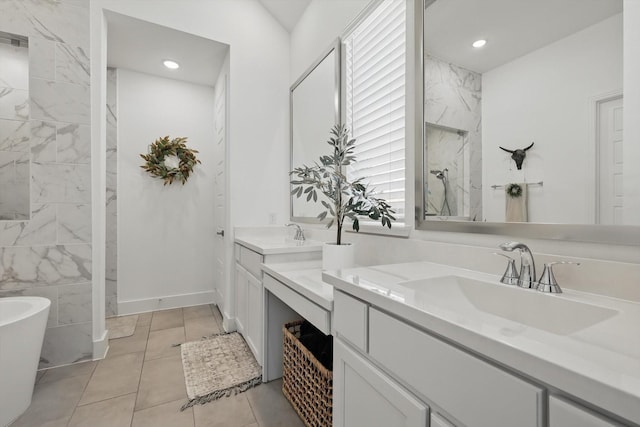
[290,42,339,221]
[0,31,30,220]
[422,0,631,225]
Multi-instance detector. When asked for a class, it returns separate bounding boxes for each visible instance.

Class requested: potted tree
[290,124,395,269]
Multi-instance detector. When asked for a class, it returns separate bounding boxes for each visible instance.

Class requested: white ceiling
[258,0,312,32]
[425,0,622,73]
[106,11,229,87]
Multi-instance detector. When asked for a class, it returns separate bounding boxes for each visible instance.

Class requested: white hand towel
[505,183,528,222]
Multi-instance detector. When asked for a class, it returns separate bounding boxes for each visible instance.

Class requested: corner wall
[0,0,93,368]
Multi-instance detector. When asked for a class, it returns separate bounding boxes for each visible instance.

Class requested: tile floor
[12,305,305,427]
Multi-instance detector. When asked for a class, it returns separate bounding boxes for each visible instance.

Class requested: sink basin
[399,275,618,335]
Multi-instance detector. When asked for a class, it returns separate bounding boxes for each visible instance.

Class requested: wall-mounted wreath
[140,136,201,185]
[506,183,523,198]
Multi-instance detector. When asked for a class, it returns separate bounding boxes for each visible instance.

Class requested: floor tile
[78,352,144,406]
[246,379,305,427]
[150,308,184,331]
[136,354,187,411]
[137,312,153,326]
[193,393,257,427]
[108,323,150,358]
[183,304,214,320]
[39,360,97,384]
[211,305,224,328]
[11,374,91,427]
[68,393,136,427]
[107,314,139,339]
[184,315,221,342]
[145,326,185,360]
[132,398,194,427]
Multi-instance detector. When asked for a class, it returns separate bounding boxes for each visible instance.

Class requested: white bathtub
[0,297,50,427]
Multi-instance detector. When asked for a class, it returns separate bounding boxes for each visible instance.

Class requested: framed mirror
[416,0,640,244]
[290,40,340,222]
[0,31,30,221]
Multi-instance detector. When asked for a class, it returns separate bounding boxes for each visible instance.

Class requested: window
[344,0,407,221]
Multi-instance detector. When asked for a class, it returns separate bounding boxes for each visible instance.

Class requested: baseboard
[93,330,109,360]
[222,311,237,332]
[117,291,215,316]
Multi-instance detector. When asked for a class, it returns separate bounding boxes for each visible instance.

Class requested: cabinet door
[234,264,247,334]
[246,271,263,362]
[431,413,456,427]
[549,396,622,427]
[334,339,428,427]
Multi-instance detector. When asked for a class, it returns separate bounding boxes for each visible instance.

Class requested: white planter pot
[322,243,355,271]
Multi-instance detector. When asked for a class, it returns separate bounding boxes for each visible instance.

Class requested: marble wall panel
[30,120,57,162]
[105,68,118,317]
[29,37,56,80]
[55,43,89,87]
[58,282,91,324]
[29,78,90,124]
[0,86,29,120]
[39,321,92,368]
[57,203,91,243]
[31,162,91,204]
[0,244,91,291]
[57,123,90,163]
[0,204,56,246]
[0,118,30,151]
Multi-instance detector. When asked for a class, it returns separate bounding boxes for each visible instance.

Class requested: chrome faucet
[499,242,536,289]
[285,223,305,241]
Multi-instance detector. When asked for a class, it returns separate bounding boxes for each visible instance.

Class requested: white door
[333,339,429,427]
[213,76,227,305]
[597,96,623,225]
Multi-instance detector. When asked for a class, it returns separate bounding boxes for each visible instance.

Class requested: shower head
[430,169,448,180]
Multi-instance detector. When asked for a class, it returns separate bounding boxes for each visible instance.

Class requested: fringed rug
[180,332,262,410]
[106,314,138,339]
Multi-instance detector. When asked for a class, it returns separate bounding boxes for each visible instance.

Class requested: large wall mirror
[0,30,30,221]
[290,41,340,222]
[416,0,640,244]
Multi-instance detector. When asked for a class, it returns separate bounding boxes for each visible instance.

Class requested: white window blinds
[344,0,406,221]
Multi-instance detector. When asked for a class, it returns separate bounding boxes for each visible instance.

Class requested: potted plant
[290,124,396,269]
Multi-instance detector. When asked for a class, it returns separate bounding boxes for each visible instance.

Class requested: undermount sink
[398,275,618,335]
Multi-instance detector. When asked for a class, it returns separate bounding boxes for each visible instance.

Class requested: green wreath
[140,136,201,185]
[506,183,523,198]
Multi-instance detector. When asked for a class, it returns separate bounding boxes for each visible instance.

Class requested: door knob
[216,229,224,237]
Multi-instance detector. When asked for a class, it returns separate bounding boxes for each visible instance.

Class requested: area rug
[180,332,262,410]
[106,314,138,339]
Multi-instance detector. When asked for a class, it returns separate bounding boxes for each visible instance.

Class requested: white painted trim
[222,311,237,333]
[93,329,109,361]
[117,291,215,316]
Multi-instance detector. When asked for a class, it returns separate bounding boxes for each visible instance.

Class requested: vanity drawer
[263,273,331,334]
[238,245,264,278]
[549,396,622,427]
[334,291,368,352]
[369,309,544,427]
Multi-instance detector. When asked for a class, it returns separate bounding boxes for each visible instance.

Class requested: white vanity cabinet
[333,338,429,427]
[233,240,321,367]
[549,396,623,427]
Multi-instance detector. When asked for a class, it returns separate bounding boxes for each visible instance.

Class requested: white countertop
[262,261,332,310]
[322,261,640,424]
[235,236,323,255]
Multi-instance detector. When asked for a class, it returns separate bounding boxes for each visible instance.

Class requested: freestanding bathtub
[0,297,50,427]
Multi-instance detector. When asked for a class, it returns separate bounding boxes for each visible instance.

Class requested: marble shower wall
[106,68,117,317]
[425,54,483,221]
[0,0,92,368]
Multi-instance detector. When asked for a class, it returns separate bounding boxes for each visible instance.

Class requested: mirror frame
[289,39,341,223]
[414,0,640,246]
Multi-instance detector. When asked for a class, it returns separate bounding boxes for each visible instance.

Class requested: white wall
[482,14,623,224]
[290,0,370,81]
[624,0,640,225]
[117,69,216,310]
[92,0,290,326]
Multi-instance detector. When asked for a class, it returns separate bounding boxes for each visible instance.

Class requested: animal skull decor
[499,142,534,170]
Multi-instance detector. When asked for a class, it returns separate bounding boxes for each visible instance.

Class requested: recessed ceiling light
[472,39,487,48]
[163,59,180,70]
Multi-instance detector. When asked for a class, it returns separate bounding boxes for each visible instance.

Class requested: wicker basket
[282,320,333,427]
